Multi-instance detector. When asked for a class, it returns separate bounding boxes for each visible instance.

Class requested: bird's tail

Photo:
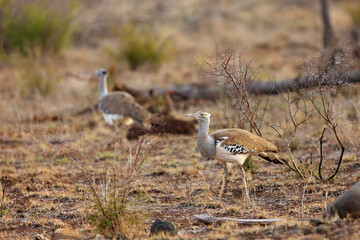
[258,152,289,165]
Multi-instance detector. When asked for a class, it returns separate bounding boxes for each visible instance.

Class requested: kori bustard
[94,68,151,144]
[186,111,285,201]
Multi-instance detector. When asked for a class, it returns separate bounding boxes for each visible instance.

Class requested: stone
[150,219,177,236]
[323,181,360,219]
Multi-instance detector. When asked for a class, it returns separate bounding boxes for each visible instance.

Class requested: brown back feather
[98,92,151,124]
[210,128,279,153]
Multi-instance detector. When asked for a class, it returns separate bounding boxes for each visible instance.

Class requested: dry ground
[1,0,360,239]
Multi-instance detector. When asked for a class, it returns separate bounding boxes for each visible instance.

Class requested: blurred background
[1,0,360,238]
[1,0,359,121]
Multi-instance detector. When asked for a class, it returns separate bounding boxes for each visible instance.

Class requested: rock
[150,219,177,236]
[323,181,360,219]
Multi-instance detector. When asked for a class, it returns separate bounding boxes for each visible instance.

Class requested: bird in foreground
[94,68,151,140]
[186,111,286,201]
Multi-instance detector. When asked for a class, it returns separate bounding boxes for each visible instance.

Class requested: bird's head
[94,68,107,77]
[186,111,211,123]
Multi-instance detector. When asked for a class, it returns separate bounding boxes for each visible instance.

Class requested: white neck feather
[197,119,210,137]
[98,75,108,99]
[196,119,216,158]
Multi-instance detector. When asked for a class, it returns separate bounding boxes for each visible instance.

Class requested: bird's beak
[185,113,194,117]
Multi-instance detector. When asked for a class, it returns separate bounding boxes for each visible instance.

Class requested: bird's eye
[102,70,107,75]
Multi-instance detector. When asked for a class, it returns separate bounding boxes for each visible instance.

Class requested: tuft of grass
[0,208,8,218]
[0,0,77,55]
[96,151,115,161]
[289,137,300,151]
[344,0,360,26]
[86,136,160,238]
[243,156,258,173]
[34,156,45,162]
[56,157,71,165]
[107,24,173,70]
[15,56,59,97]
[87,201,145,239]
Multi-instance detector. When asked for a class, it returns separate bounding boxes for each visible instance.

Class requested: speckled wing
[98,92,151,125]
[210,128,279,153]
[210,128,284,164]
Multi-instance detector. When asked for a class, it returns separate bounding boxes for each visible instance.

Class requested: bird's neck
[196,120,216,158]
[98,75,108,99]
[197,120,210,138]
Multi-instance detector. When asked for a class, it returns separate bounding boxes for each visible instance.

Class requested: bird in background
[186,111,286,202]
[94,68,151,142]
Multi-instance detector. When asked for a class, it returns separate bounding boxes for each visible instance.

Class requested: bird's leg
[219,162,228,200]
[105,124,124,149]
[240,165,250,204]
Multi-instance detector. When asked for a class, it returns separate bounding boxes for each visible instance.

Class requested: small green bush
[88,200,144,239]
[0,0,77,55]
[243,156,258,173]
[344,0,360,26]
[108,24,173,70]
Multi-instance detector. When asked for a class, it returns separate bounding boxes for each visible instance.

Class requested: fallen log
[22,70,360,123]
[139,70,360,100]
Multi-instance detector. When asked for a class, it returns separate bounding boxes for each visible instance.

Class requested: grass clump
[243,156,258,173]
[26,131,160,238]
[344,0,360,26]
[108,24,173,70]
[96,151,115,161]
[0,0,77,55]
[86,137,159,238]
[88,199,145,239]
[15,56,59,97]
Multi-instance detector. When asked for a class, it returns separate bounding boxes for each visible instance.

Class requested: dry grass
[1,0,360,239]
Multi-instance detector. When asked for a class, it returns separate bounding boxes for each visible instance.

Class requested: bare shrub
[204,45,265,137]
[299,49,353,181]
[205,45,354,181]
[26,130,160,238]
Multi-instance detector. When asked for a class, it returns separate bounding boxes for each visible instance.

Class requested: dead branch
[114,70,360,102]
[194,214,285,225]
[205,47,264,136]
[318,128,327,181]
[318,127,345,181]
[301,50,349,182]
[19,70,360,125]
[321,0,337,50]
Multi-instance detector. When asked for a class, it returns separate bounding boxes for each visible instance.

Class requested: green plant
[96,151,115,161]
[243,156,258,173]
[344,0,360,26]
[0,176,7,218]
[56,157,71,165]
[108,24,173,70]
[0,208,8,218]
[0,0,77,55]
